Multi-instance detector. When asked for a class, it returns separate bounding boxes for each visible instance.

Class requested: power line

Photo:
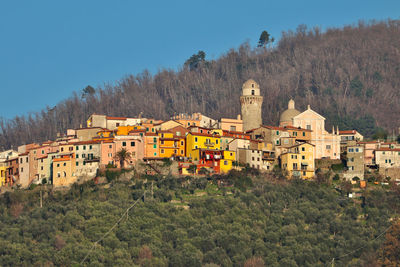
[80,191,147,265]
[326,223,393,266]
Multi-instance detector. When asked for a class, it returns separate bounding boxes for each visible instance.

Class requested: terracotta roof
[18,152,29,156]
[73,140,102,145]
[283,125,312,132]
[37,155,48,159]
[106,116,127,120]
[339,130,357,135]
[376,148,400,152]
[53,157,71,162]
[188,132,220,138]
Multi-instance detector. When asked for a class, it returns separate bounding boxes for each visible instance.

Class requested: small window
[21,167,23,172]
[122,142,126,147]
[109,145,112,149]
[146,127,149,131]
[76,162,79,166]
[302,155,305,160]
[76,154,79,159]
[20,158,22,164]
[57,172,60,178]
[195,137,198,142]
[153,144,157,149]
[61,148,64,152]
[303,132,305,136]
[326,145,331,149]
[153,137,157,143]
[224,160,228,165]
[76,146,79,150]
[161,149,165,154]
[41,150,44,154]
[180,141,184,146]
[89,145,92,150]
[161,140,164,145]
[251,90,255,95]
[57,164,60,167]
[131,142,135,147]
[216,140,219,144]
[276,131,279,135]
[302,147,305,151]
[181,150,184,154]
[63,163,66,166]
[83,145,86,150]
[154,152,157,156]
[306,125,311,130]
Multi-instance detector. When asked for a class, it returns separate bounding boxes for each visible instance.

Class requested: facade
[114,136,144,167]
[75,141,101,178]
[186,132,221,161]
[344,143,365,180]
[220,115,243,132]
[52,155,77,187]
[0,161,6,187]
[144,134,160,159]
[281,142,315,179]
[18,153,30,187]
[37,155,51,183]
[339,130,364,144]
[158,131,185,158]
[375,148,400,169]
[240,79,263,132]
[291,105,340,159]
[220,150,236,173]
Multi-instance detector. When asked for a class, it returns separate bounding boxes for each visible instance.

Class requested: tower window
[251,90,255,95]
[252,84,254,88]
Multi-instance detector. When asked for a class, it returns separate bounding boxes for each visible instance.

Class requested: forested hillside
[1,19,400,148]
[1,171,400,266]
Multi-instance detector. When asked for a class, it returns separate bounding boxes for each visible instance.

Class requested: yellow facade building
[281,142,315,179]
[0,162,6,187]
[186,132,221,161]
[221,150,236,173]
[158,131,185,158]
[52,155,77,187]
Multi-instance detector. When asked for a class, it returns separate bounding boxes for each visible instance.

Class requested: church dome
[280,99,300,126]
[242,79,260,96]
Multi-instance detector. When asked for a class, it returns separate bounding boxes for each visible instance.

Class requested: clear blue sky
[0,0,399,119]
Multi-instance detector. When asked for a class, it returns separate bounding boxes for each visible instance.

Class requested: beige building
[52,155,77,187]
[220,115,243,132]
[74,140,101,179]
[240,79,263,132]
[280,101,340,159]
[87,114,143,130]
[375,148,400,169]
[18,152,30,188]
[344,142,364,180]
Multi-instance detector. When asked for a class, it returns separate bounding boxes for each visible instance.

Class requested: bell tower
[240,79,263,131]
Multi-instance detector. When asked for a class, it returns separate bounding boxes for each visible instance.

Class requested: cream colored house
[281,101,340,159]
[375,148,400,168]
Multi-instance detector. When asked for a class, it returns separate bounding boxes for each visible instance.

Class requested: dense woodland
[1,19,400,148]
[0,170,399,266]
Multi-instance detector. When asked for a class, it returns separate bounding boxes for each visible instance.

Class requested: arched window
[251,90,255,95]
[63,171,66,177]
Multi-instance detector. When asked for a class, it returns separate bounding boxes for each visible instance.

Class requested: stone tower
[240,79,263,131]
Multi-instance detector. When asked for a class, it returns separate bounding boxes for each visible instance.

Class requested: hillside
[0,172,399,266]
[1,19,400,148]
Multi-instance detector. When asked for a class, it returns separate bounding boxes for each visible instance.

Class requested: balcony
[204,142,215,147]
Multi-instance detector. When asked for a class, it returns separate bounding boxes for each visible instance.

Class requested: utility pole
[40,186,43,208]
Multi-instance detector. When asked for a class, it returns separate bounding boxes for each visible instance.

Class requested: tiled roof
[106,116,127,120]
[376,148,400,152]
[339,130,357,135]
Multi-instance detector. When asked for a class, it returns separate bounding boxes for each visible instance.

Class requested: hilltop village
[0,79,399,189]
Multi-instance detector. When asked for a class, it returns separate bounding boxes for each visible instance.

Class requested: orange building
[52,154,77,187]
[144,133,160,159]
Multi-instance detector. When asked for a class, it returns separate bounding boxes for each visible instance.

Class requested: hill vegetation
[0,171,399,266]
[1,19,400,148]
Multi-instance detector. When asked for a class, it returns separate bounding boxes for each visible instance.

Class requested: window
[108,153,112,157]
[76,154,79,159]
[181,150,184,154]
[109,145,112,149]
[251,90,255,95]
[276,140,279,145]
[83,145,86,150]
[57,172,60,178]
[181,141,184,146]
[146,127,149,131]
[306,125,311,130]
[61,148,64,152]
[349,148,354,153]
[63,163,66,166]
[161,149,165,154]
[303,171,306,176]
[161,140,164,145]
[76,162,79,166]
[122,142,126,147]
[252,157,255,161]
[153,137,157,143]
[21,167,23,173]
[194,145,198,149]
[302,147,305,151]
[26,157,28,163]
[216,140,219,144]
[293,132,297,136]
[57,164,60,167]
[20,158,22,164]
[230,126,236,131]
[152,128,154,132]
[355,148,359,152]
[224,160,228,165]
[154,152,157,156]
[276,131,279,135]
[303,132,305,136]
[161,134,164,138]
[153,144,157,149]
[230,152,233,156]
[177,131,181,136]
[41,150,44,154]
[83,162,86,165]
[195,137,198,142]
[131,142,135,147]
[302,155,305,160]
[89,145,92,150]
[82,154,86,158]
[116,123,120,127]
[326,145,331,149]
[174,149,177,154]
[188,122,190,126]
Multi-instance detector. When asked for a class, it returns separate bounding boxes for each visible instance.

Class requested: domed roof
[242,79,260,90]
[280,99,301,124]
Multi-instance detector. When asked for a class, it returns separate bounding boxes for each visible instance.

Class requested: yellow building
[221,150,236,173]
[52,155,77,187]
[158,131,185,158]
[281,142,315,179]
[0,162,7,187]
[186,132,221,161]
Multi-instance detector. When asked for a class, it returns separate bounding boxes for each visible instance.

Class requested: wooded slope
[1,20,399,148]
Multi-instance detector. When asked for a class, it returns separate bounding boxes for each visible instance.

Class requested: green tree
[258,30,273,48]
[184,51,206,71]
[114,148,132,169]
[81,85,95,98]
